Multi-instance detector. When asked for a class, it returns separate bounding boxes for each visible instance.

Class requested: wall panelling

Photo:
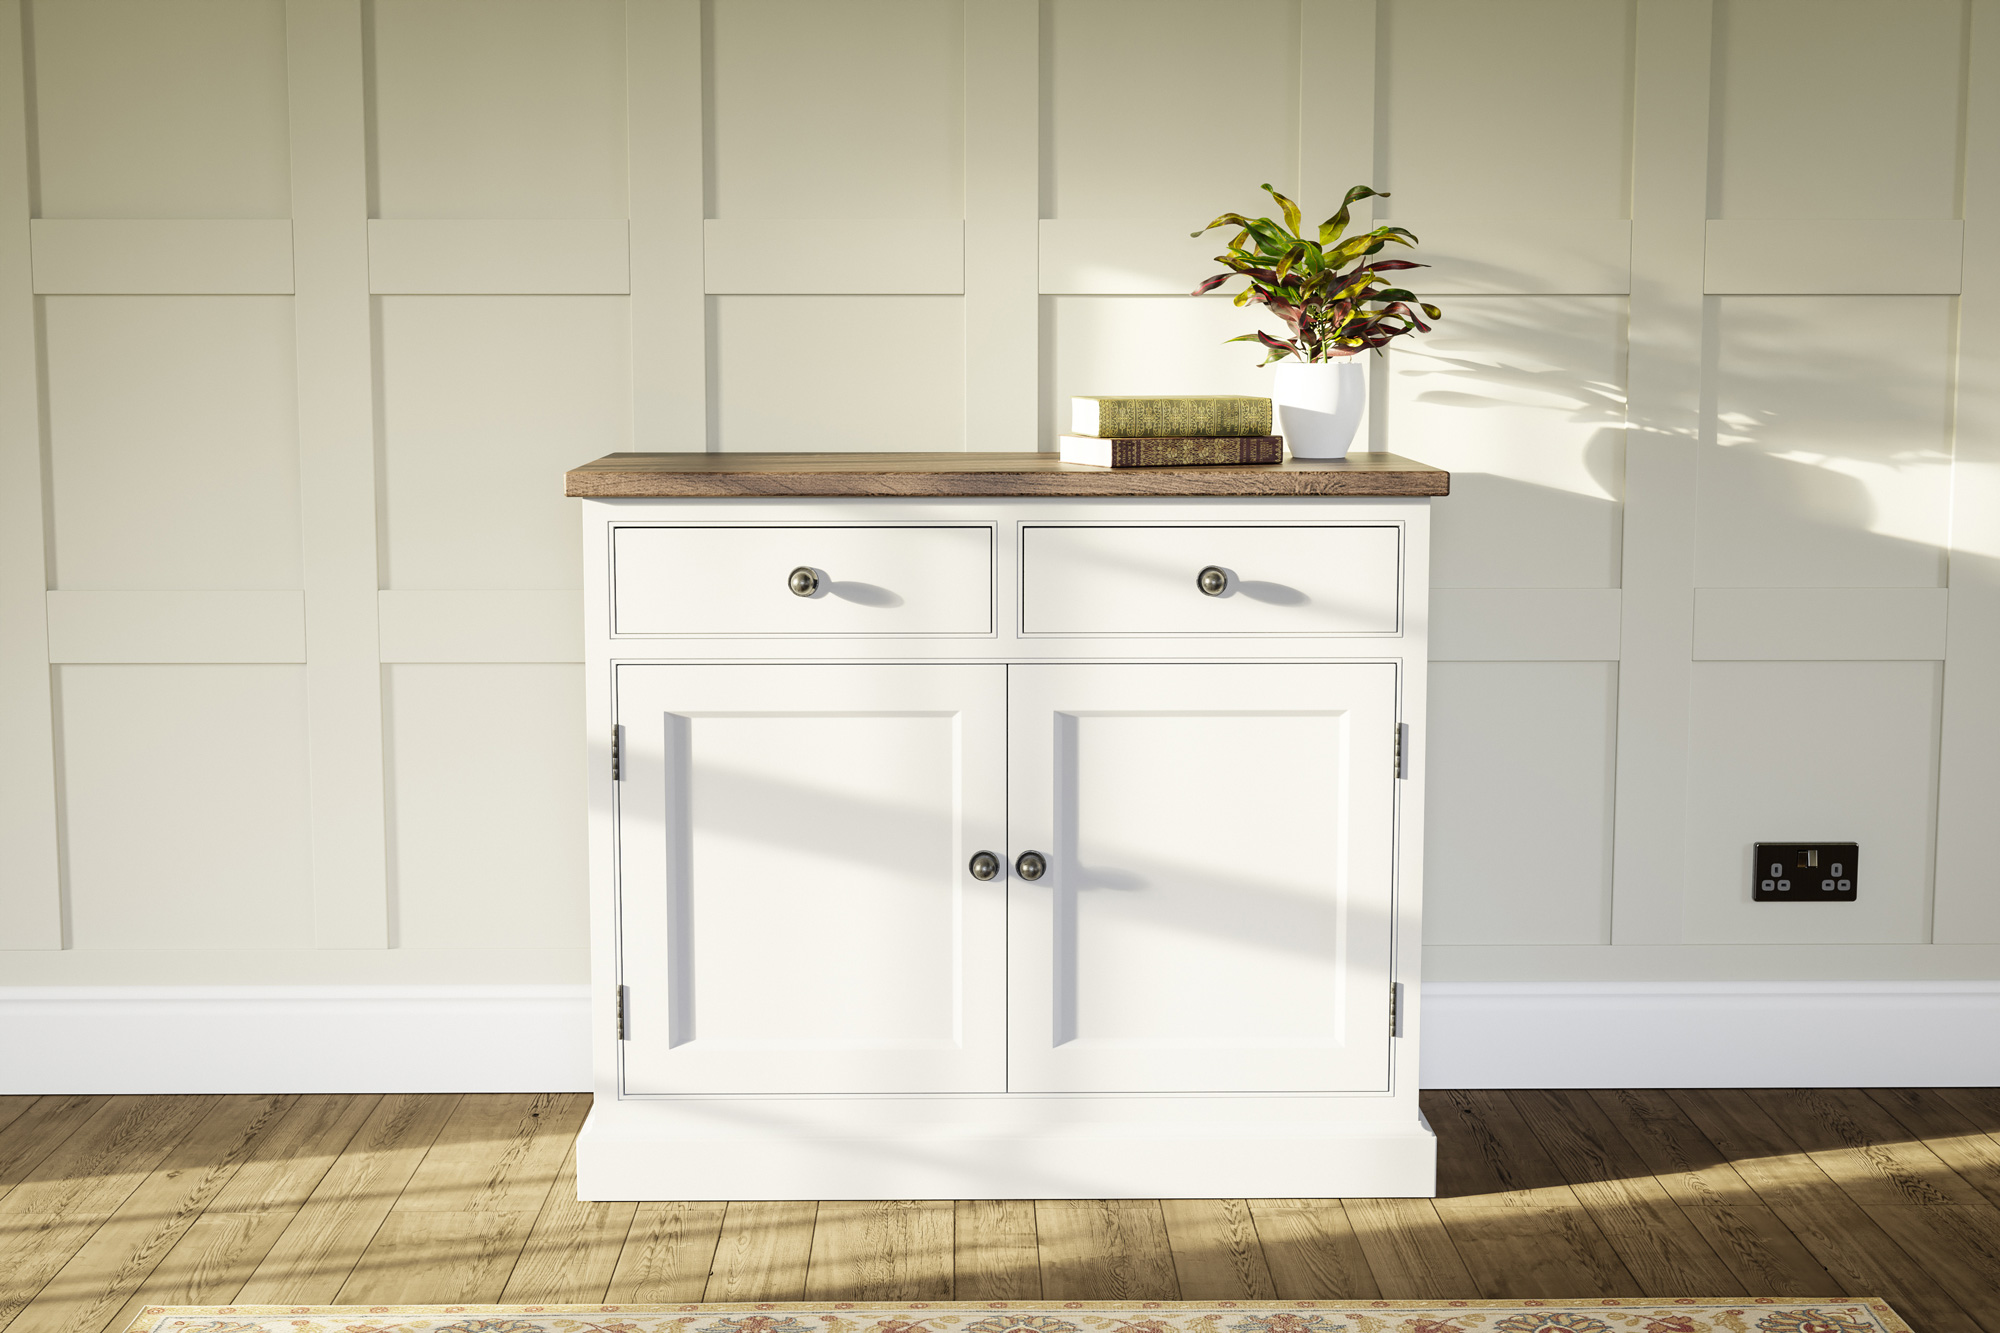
[3,0,1998,1002]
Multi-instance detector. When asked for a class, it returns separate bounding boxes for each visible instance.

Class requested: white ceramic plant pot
[1272,357,1367,459]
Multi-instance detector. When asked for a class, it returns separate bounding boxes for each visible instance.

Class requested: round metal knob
[968,851,1000,881]
[1197,565,1228,596]
[1015,850,1047,881]
[788,566,820,597]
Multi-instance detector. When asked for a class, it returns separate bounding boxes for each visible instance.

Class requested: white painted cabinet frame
[577,493,1435,1201]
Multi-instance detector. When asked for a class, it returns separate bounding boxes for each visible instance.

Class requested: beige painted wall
[2,0,1997,986]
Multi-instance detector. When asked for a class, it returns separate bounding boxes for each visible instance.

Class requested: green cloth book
[1059,434,1283,468]
[1071,395,1273,438]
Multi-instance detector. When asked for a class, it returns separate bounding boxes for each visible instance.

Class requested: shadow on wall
[1379,261,1952,589]
[1696,293,1954,586]
[1385,286,1629,588]
[1395,264,1954,945]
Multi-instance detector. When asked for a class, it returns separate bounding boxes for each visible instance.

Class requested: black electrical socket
[1753,843,1857,902]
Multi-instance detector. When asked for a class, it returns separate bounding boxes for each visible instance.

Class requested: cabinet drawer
[1020,524,1400,636]
[612,525,993,635]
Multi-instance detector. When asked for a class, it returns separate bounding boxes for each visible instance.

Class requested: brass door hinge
[1390,982,1405,1038]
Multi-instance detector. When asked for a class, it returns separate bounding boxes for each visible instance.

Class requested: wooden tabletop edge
[563,452,1449,498]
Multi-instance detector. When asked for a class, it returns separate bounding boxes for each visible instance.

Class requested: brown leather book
[1058,434,1284,468]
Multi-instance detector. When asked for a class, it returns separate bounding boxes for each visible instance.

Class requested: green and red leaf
[1262,183,1304,237]
[1201,185,1439,363]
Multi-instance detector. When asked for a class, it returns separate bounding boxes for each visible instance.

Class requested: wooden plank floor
[2,1091,1998,1333]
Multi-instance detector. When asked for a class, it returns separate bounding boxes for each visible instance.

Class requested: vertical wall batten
[1935,0,2000,942]
[1609,0,1711,944]
[962,0,1038,452]
[0,0,61,949]
[287,0,390,947]
[1301,0,1388,454]
[1299,0,1376,211]
[628,0,706,452]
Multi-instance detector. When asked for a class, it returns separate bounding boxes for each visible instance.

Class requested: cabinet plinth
[575,480,1439,1200]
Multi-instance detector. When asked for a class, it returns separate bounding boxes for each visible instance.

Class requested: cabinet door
[1007,662,1398,1092]
[617,663,1007,1094]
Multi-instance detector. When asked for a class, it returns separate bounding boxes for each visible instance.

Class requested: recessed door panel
[1007,662,1398,1092]
[617,663,1006,1094]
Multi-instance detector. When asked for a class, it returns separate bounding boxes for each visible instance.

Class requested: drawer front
[613,525,993,636]
[1020,524,1400,636]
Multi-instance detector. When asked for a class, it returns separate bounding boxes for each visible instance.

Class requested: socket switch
[1753,842,1857,902]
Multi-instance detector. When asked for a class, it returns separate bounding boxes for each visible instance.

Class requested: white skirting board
[0,985,593,1094]
[1421,980,2000,1088]
[2,981,1996,1093]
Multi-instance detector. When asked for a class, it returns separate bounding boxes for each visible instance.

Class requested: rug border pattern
[124,1297,1915,1333]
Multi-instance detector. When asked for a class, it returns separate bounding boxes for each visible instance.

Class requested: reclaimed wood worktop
[564,451,1449,498]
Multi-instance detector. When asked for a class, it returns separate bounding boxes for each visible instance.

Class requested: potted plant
[1192,184,1442,458]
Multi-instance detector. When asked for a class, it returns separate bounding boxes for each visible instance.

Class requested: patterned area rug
[123,1299,1913,1333]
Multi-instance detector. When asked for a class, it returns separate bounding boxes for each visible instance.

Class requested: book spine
[1093,399,1273,438]
[1105,437,1282,467]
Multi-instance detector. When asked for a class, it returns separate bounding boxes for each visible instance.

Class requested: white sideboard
[569,452,1447,1200]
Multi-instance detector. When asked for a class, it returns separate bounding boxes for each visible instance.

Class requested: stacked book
[1061,395,1282,468]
